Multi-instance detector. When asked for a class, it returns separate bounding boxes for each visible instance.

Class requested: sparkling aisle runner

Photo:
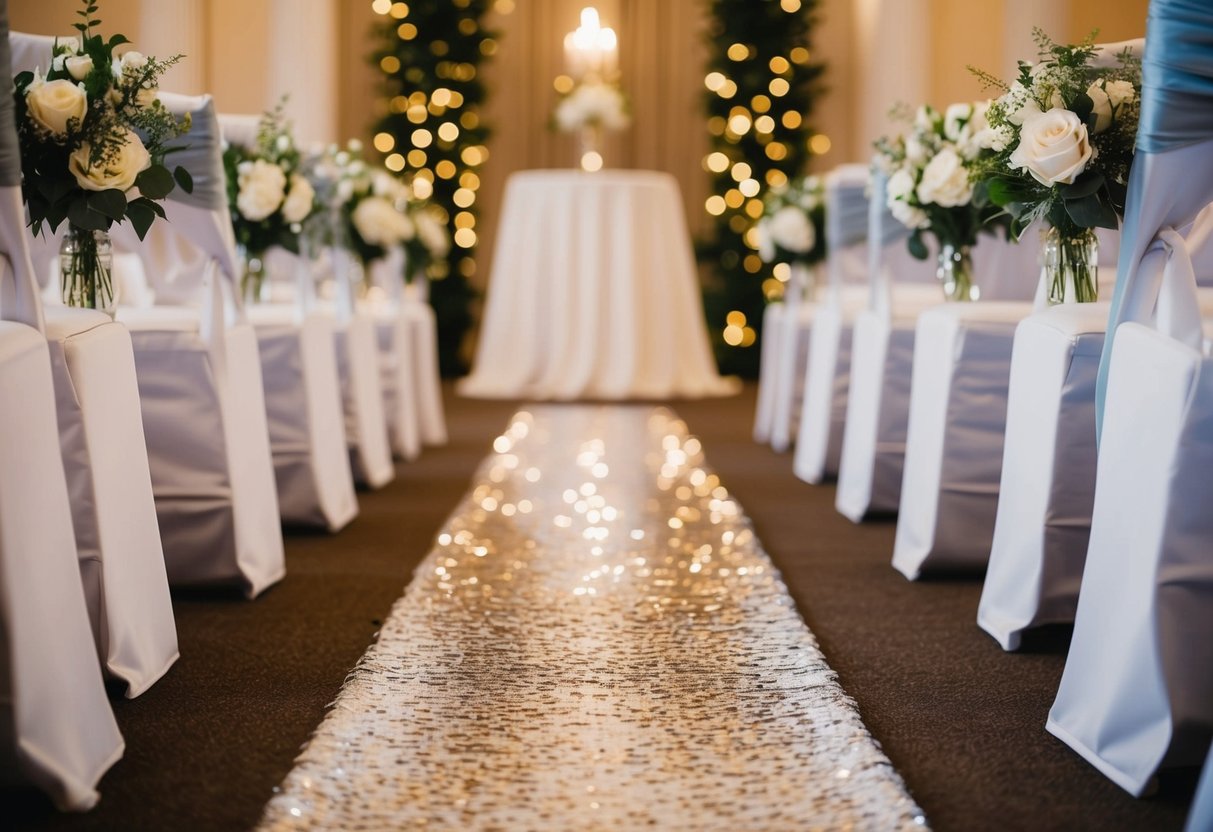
[260,406,927,830]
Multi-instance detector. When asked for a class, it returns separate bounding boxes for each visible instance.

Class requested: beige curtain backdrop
[11,0,1148,298]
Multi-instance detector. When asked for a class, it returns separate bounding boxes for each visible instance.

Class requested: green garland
[699,0,824,377]
[369,0,498,376]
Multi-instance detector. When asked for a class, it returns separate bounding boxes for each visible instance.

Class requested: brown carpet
[5,384,1197,831]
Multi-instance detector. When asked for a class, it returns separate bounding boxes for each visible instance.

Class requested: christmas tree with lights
[369,0,499,375]
[699,0,824,377]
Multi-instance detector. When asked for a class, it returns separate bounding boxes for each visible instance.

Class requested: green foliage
[369,0,497,377]
[699,0,824,377]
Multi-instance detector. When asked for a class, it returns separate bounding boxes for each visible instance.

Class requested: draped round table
[459,169,737,400]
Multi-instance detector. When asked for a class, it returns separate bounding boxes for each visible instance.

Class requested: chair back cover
[7,30,74,76]
[0,28,44,331]
[1096,6,1213,432]
[866,169,913,319]
[823,164,870,304]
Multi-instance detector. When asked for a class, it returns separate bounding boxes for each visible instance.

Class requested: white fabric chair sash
[823,164,870,307]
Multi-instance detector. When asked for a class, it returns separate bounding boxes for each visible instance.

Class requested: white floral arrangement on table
[222,102,315,299]
[553,80,631,133]
[13,0,192,313]
[874,101,1007,301]
[754,175,826,271]
[970,29,1142,303]
[405,194,451,280]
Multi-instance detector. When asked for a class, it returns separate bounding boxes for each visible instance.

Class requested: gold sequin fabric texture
[260,406,928,831]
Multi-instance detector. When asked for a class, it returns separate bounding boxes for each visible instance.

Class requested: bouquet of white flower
[875,101,1005,301]
[222,102,315,300]
[553,80,631,134]
[970,29,1141,303]
[754,175,825,270]
[14,0,191,312]
[405,197,450,281]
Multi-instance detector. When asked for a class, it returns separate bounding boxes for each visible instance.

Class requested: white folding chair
[10,31,177,696]
[0,19,123,810]
[111,94,285,596]
[216,114,359,530]
[365,247,423,460]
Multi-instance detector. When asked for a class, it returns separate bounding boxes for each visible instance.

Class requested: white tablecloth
[459,170,737,400]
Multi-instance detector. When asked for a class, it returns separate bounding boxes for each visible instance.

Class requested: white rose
[754,219,776,262]
[414,208,449,257]
[1105,79,1136,108]
[890,199,928,230]
[976,123,1012,153]
[768,206,815,254]
[26,78,88,135]
[886,168,916,204]
[1087,79,1136,134]
[353,196,409,246]
[943,102,972,141]
[281,175,315,224]
[236,159,287,221]
[916,147,973,207]
[120,51,148,72]
[914,105,936,132]
[1009,108,1093,186]
[905,135,928,165]
[68,129,151,192]
[65,54,93,81]
[336,179,355,205]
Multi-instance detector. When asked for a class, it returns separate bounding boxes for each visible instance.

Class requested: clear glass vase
[578,125,604,172]
[937,243,978,302]
[60,226,116,316]
[1042,226,1099,305]
[239,245,267,305]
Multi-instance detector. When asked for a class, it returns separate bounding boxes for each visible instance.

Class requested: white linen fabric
[246,302,359,531]
[459,170,736,400]
[9,31,178,696]
[0,20,122,809]
[401,280,447,446]
[891,301,1032,579]
[364,249,422,458]
[114,93,284,596]
[1048,211,1213,796]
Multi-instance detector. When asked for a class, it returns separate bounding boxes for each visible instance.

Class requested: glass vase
[1042,226,1099,305]
[60,225,116,316]
[239,245,267,305]
[578,125,604,172]
[937,243,977,302]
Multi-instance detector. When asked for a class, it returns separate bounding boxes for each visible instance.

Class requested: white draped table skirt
[459,170,737,401]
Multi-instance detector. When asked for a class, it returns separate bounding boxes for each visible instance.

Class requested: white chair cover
[365,248,422,460]
[1048,208,1213,796]
[113,93,284,596]
[1188,745,1213,832]
[317,247,395,489]
[761,263,831,453]
[890,300,1032,578]
[0,16,123,810]
[788,165,869,473]
[9,30,178,696]
[401,276,448,446]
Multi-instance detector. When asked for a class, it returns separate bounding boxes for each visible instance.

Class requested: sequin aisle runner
[259,406,927,831]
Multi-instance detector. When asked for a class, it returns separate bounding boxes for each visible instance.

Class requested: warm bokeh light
[705,152,730,173]
[384,153,405,172]
[781,0,802,12]
[373,132,396,152]
[727,43,749,61]
[809,134,832,154]
[580,151,604,172]
[371,0,392,14]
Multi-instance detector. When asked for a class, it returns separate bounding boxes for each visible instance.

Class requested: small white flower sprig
[754,175,825,268]
[968,29,1142,240]
[874,101,1005,260]
[222,100,315,256]
[13,0,192,240]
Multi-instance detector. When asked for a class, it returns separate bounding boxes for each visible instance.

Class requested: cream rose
[65,55,93,81]
[413,208,449,257]
[353,196,412,246]
[236,159,287,221]
[1087,79,1136,134]
[1009,108,1093,186]
[281,175,315,224]
[890,199,928,230]
[68,129,151,192]
[27,78,88,136]
[768,205,815,254]
[916,147,973,207]
[943,103,972,142]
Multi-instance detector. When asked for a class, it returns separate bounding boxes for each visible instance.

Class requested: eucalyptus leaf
[1071,92,1094,123]
[907,230,929,260]
[1064,193,1118,229]
[67,198,110,231]
[1062,171,1105,201]
[136,165,175,200]
[88,189,127,222]
[173,165,194,194]
[126,200,156,240]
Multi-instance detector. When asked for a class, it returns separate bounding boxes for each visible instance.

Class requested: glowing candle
[563,6,618,81]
